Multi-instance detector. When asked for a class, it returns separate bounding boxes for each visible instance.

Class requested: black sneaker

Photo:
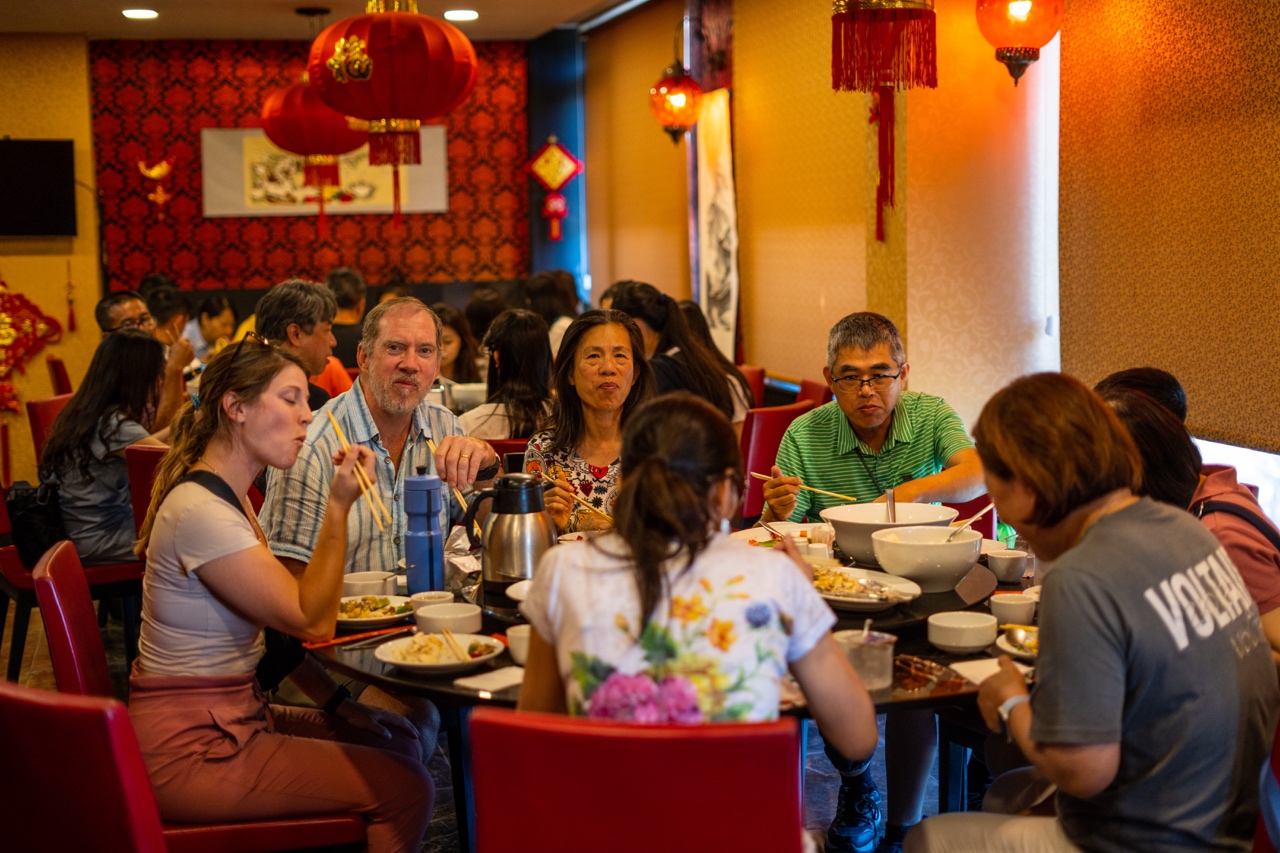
[874,823,911,853]
[826,776,883,853]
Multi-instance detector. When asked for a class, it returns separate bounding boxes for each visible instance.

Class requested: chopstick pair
[425,438,483,540]
[749,471,857,504]
[538,472,614,524]
[303,624,411,650]
[441,628,470,662]
[326,412,391,532]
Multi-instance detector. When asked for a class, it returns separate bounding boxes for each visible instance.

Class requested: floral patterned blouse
[520,532,835,722]
[523,429,618,533]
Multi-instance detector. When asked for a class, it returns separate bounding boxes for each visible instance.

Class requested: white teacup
[343,571,395,597]
[410,591,455,612]
[990,593,1036,626]
[506,624,531,666]
[987,549,1029,583]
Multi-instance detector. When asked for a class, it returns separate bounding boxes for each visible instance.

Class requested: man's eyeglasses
[106,313,156,333]
[831,371,902,393]
[231,330,273,362]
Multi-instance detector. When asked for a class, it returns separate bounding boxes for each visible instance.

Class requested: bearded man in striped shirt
[763,312,984,853]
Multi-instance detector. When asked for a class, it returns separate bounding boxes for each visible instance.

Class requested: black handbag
[5,480,68,569]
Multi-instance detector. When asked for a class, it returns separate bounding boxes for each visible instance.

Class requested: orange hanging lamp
[649,23,704,143]
[975,0,1064,85]
[308,0,477,224]
[260,78,368,237]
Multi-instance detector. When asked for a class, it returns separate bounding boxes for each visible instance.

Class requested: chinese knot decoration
[831,0,937,242]
[524,137,583,242]
[308,0,478,227]
[137,158,174,222]
[260,77,369,237]
[0,279,63,413]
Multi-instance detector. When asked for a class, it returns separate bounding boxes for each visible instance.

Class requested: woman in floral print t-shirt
[519,394,878,760]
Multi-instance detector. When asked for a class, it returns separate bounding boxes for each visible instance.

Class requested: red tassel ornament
[832,0,937,92]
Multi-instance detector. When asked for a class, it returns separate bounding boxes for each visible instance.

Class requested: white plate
[813,567,922,613]
[375,633,505,674]
[505,579,533,603]
[730,522,824,547]
[995,633,1037,661]
[337,595,414,630]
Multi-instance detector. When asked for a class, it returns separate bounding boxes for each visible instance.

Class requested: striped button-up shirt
[262,378,466,573]
[774,391,974,522]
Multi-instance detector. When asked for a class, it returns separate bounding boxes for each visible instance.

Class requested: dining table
[313,562,1014,853]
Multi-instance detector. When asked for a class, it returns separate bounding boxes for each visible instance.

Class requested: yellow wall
[0,34,100,485]
[584,0,693,300]
[734,0,869,380]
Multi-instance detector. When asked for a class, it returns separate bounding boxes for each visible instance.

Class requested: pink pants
[129,669,433,853]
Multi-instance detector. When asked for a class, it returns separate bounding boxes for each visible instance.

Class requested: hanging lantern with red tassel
[831,0,937,242]
[649,22,704,143]
[975,0,1063,85]
[307,0,477,228]
[260,78,368,238]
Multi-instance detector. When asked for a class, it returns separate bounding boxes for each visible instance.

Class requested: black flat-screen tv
[0,139,77,237]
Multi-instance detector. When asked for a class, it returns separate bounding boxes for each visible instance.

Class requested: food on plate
[813,566,901,600]
[747,528,811,547]
[388,632,497,664]
[339,596,411,619]
[1003,626,1039,655]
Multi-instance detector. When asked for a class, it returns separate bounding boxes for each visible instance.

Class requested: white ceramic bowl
[871,526,982,592]
[410,591,455,612]
[987,549,1029,583]
[414,602,482,634]
[927,611,998,654]
[820,503,959,567]
[506,624,531,665]
[343,571,396,597]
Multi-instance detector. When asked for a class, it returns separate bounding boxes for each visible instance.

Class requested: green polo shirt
[773,391,974,522]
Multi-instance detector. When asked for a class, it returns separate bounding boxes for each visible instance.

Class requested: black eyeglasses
[831,371,902,393]
[231,330,273,362]
[105,312,156,333]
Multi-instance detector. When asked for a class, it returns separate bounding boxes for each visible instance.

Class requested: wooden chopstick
[538,472,614,524]
[426,438,482,539]
[749,471,857,503]
[326,411,389,530]
[303,624,410,650]
[441,628,469,662]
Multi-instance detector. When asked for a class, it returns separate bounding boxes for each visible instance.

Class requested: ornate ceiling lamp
[975,0,1064,85]
[830,0,937,241]
[308,0,477,225]
[649,23,705,143]
[260,78,368,236]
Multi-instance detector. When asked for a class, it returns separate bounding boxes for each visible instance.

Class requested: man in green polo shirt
[763,312,984,853]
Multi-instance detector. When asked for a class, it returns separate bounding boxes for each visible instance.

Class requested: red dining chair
[488,437,530,473]
[0,681,168,853]
[795,378,833,408]
[31,541,368,852]
[942,493,997,541]
[0,503,141,683]
[346,366,360,382]
[46,353,73,395]
[25,392,72,464]
[470,708,803,853]
[740,400,815,519]
[126,444,168,537]
[739,364,766,408]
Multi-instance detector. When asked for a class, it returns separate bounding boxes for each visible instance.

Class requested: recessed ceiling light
[444,10,478,22]
[122,9,159,19]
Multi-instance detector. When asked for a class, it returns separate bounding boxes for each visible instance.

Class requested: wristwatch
[998,693,1030,740]
[322,684,352,716]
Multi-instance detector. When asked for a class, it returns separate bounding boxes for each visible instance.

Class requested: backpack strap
[1193,499,1280,554]
[178,470,248,520]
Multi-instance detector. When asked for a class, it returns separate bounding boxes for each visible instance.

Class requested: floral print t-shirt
[520,532,836,722]
[523,429,618,533]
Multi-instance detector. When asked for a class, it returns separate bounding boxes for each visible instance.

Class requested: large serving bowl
[819,503,959,567]
[871,526,981,592]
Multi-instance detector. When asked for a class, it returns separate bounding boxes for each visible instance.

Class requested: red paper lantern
[649,64,704,143]
[307,0,477,167]
[261,81,367,186]
[976,0,1064,84]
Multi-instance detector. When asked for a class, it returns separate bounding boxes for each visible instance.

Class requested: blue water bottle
[404,465,445,593]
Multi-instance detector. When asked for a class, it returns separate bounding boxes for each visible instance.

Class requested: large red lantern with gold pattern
[307,0,477,168]
[975,0,1064,85]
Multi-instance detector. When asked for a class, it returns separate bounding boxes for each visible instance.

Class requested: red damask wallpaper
[90,39,529,291]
